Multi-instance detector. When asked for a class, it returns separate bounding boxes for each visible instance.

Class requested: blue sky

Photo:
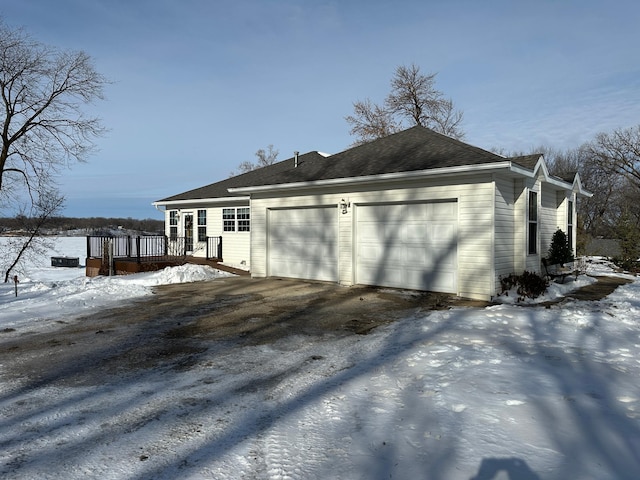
[2,0,639,219]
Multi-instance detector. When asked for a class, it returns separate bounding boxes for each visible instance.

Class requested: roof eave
[229,162,515,194]
[515,158,593,197]
[152,196,250,208]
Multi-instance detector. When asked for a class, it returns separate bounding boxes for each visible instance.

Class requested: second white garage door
[356,201,458,293]
[268,207,338,282]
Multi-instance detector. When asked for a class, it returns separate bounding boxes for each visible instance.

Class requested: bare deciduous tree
[0,21,107,199]
[346,64,464,146]
[586,125,640,189]
[345,98,400,145]
[2,188,64,283]
[231,144,279,176]
[0,20,106,278]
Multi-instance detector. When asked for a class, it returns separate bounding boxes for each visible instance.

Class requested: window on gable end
[528,191,538,255]
[567,199,574,249]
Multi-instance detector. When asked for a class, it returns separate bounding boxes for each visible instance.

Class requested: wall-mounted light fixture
[339,198,350,214]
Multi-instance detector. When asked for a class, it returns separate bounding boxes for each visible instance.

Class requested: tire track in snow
[262,394,349,480]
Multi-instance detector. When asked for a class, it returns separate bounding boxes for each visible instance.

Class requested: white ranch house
[153,126,590,301]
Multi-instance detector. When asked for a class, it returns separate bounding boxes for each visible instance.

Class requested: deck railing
[86,235,223,262]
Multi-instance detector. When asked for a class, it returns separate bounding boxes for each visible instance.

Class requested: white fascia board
[535,163,592,197]
[152,196,250,208]
[228,162,515,194]
[507,162,537,178]
[515,156,592,195]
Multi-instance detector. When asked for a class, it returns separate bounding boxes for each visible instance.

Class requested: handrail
[86,235,222,262]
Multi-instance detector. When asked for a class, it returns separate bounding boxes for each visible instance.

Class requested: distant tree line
[0,216,164,234]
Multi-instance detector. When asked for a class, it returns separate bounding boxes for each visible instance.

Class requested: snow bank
[0,237,231,331]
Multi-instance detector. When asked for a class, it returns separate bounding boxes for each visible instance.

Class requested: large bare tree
[346,64,464,145]
[0,21,107,199]
[586,125,640,189]
[0,21,106,280]
[231,144,279,176]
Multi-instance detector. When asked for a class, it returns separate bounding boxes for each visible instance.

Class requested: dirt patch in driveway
[154,276,469,341]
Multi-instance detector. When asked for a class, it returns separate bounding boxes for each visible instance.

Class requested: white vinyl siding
[163,205,250,266]
[539,184,558,258]
[457,181,494,300]
[494,176,516,290]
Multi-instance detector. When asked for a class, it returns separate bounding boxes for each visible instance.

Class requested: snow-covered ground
[1,237,640,479]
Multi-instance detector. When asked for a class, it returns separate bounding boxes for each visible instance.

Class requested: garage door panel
[359,242,385,261]
[358,222,382,240]
[359,264,404,286]
[405,245,428,263]
[356,202,457,294]
[430,223,455,240]
[268,207,338,282]
[430,202,457,219]
[404,223,429,242]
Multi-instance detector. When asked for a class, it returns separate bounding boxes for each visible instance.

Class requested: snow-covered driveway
[1,243,639,479]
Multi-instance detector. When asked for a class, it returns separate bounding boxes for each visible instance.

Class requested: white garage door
[356,202,457,293]
[268,207,338,282]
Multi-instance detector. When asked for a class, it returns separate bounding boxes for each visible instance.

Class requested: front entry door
[184,213,194,254]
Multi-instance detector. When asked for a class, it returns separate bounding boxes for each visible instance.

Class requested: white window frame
[528,191,538,255]
[169,210,178,239]
[223,207,250,232]
[197,209,207,242]
[567,199,574,250]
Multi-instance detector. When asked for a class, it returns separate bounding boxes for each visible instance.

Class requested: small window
[169,210,178,240]
[223,208,236,232]
[528,191,538,255]
[197,209,207,242]
[237,207,250,232]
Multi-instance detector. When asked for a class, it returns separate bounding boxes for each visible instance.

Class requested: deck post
[217,236,222,260]
[136,236,141,264]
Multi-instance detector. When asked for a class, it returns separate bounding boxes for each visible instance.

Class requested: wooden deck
[86,256,249,278]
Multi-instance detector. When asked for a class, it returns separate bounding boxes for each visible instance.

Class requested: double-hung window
[528,191,538,255]
[223,208,236,232]
[237,207,250,232]
[197,209,207,242]
[169,210,178,239]
[223,207,250,232]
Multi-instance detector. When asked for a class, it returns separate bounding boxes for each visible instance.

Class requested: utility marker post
[13,275,19,297]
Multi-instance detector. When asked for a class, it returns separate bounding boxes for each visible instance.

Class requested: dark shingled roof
[509,154,542,170]
[247,126,506,188]
[157,151,327,202]
[157,126,546,202]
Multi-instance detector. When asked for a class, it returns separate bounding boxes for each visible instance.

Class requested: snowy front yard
[1,237,639,479]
